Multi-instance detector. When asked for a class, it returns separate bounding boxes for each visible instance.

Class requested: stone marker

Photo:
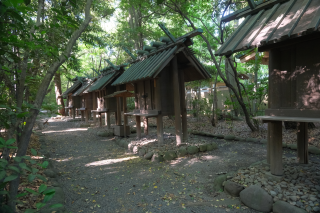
[213,174,227,191]
[138,148,146,156]
[177,147,187,157]
[207,143,218,151]
[199,144,207,152]
[163,151,177,161]
[273,201,307,213]
[240,185,273,212]
[187,146,199,154]
[224,181,244,197]
[144,152,154,160]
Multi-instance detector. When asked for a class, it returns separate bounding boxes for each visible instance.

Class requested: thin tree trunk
[8,0,93,210]
[54,72,65,116]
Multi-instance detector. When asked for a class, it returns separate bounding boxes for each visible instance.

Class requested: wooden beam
[122,47,137,60]
[136,116,141,139]
[172,56,182,146]
[221,0,290,23]
[158,22,176,43]
[297,122,308,164]
[92,92,97,124]
[123,97,127,137]
[248,0,256,9]
[269,121,283,176]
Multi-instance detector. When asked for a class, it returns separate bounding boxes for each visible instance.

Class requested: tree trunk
[54,72,65,116]
[8,0,93,210]
[211,74,218,126]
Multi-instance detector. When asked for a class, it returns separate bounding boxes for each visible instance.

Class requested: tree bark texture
[54,72,65,116]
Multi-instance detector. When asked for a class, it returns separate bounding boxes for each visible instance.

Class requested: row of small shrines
[62,24,210,143]
[63,0,320,179]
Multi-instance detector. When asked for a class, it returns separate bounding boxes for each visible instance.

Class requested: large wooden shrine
[85,61,126,127]
[112,23,211,144]
[62,77,83,118]
[216,0,320,175]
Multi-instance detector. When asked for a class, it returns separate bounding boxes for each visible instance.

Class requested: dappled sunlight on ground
[42,128,88,134]
[85,156,139,167]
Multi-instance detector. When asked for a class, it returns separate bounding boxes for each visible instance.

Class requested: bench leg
[269,121,283,176]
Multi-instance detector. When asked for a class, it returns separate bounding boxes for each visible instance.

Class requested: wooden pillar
[123,97,127,137]
[81,111,84,121]
[155,78,163,144]
[116,97,121,125]
[297,122,308,164]
[92,92,97,124]
[99,113,102,127]
[106,112,111,129]
[85,110,88,123]
[179,70,187,141]
[136,116,141,139]
[144,117,148,135]
[267,123,271,164]
[72,108,75,119]
[269,121,283,176]
[76,109,79,117]
[172,55,182,145]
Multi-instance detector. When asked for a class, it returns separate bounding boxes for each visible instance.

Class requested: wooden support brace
[106,112,111,129]
[72,108,75,119]
[116,97,121,125]
[155,78,163,144]
[172,55,182,146]
[269,121,283,176]
[92,92,97,124]
[297,122,308,164]
[267,123,271,164]
[123,97,127,137]
[136,116,141,139]
[81,111,84,121]
[99,113,102,127]
[85,110,88,123]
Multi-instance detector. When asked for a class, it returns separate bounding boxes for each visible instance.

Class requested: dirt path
[41,119,276,213]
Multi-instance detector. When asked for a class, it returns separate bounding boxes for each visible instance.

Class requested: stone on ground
[287,144,297,150]
[261,139,267,144]
[273,201,307,213]
[240,185,273,213]
[282,143,287,147]
[163,151,177,161]
[80,123,91,128]
[97,130,113,137]
[44,169,57,178]
[151,153,164,163]
[199,144,207,152]
[215,134,224,139]
[207,143,218,151]
[144,152,154,160]
[308,146,320,154]
[132,146,139,154]
[138,148,146,156]
[224,181,244,197]
[224,135,236,140]
[246,138,259,143]
[177,147,187,157]
[213,174,227,191]
[187,146,199,154]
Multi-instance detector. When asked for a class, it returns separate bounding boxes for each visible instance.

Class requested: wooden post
[136,116,141,139]
[99,113,102,127]
[144,117,148,135]
[76,109,79,117]
[267,123,271,164]
[269,121,283,176]
[85,110,88,123]
[92,92,97,124]
[172,55,182,145]
[297,122,308,164]
[123,97,127,137]
[81,111,84,121]
[116,97,121,125]
[106,112,111,129]
[155,78,163,144]
[72,108,75,119]
[179,70,188,141]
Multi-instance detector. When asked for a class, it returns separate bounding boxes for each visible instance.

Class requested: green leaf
[38,184,47,193]
[23,0,31,6]
[31,168,39,174]
[4,175,18,182]
[36,174,47,182]
[43,188,55,195]
[36,202,46,209]
[41,161,49,168]
[28,174,36,182]
[17,192,28,197]
[0,171,6,180]
[19,163,32,172]
[49,203,63,209]
[30,160,36,165]
[6,146,18,149]
[17,112,29,118]
[13,157,22,162]
[40,30,46,34]
[22,156,31,160]
[6,138,16,145]
[30,148,37,156]
[0,137,5,145]
[0,190,9,195]
[24,209,35,213]
[25,188,38,195]
[8,166,20,173]
[43,193,54,203]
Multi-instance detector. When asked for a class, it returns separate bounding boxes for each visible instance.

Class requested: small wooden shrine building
[216,0,320,176]
[62,77,83,119]
[71,77,95,122]
[86,62,126,127]
[111,24,211,144]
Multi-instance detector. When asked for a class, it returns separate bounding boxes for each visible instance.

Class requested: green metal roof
[72,79,93,96]
[62,80,82,98]
[87,70,120,92]
[112,46,177,86]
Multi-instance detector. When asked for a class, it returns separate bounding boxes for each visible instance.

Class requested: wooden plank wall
[160,67,174,115]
